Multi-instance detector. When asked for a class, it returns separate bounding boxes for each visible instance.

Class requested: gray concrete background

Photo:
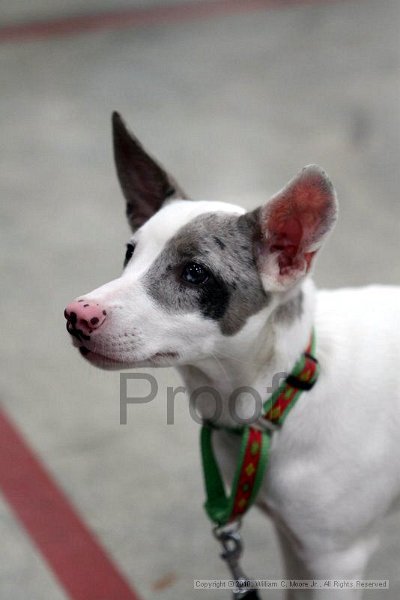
[0,0,399,598]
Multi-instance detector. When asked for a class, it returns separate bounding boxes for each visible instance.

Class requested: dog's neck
[178,278,316,427]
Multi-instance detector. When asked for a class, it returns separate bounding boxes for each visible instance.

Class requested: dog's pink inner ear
[258,165,337,285]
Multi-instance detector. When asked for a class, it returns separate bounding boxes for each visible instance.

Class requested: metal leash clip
[252,416,281,433]
[213,522,261,599]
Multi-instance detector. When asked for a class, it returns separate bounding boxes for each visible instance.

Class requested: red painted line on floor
[0,408,141,600]
[0,0,340,43]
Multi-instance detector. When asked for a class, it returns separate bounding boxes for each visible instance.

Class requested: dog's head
[65,113,337,370]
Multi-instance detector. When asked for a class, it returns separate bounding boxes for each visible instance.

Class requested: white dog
[65,113,400,598]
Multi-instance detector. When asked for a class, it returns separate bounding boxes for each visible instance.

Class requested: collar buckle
[252,416,281,433]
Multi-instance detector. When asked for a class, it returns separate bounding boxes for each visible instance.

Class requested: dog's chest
[201,286,400,545]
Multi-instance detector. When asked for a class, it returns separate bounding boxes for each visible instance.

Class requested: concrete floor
[0,0,399,598]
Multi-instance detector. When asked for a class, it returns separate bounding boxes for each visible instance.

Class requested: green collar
[200,331,319,527]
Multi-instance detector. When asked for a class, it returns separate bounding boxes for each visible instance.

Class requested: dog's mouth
[78,346,125,369]
[78,345,179,369]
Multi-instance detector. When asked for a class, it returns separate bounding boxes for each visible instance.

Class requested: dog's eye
[124,243,135,267]
[181,262,210,285]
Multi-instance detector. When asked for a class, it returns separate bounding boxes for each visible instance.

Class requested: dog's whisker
[213,350,253,366]
[209,351,231,388]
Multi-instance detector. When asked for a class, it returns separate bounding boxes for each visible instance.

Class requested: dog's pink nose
[64,300,107,334]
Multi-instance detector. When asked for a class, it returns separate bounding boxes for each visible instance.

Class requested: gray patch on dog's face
[273,291,304,324]
[143,211,270,335]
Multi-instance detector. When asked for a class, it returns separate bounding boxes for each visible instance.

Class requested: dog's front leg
[275,527,379,600]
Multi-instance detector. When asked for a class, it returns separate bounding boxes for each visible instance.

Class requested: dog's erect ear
[252,165,338,292]
[112,112,188,231]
